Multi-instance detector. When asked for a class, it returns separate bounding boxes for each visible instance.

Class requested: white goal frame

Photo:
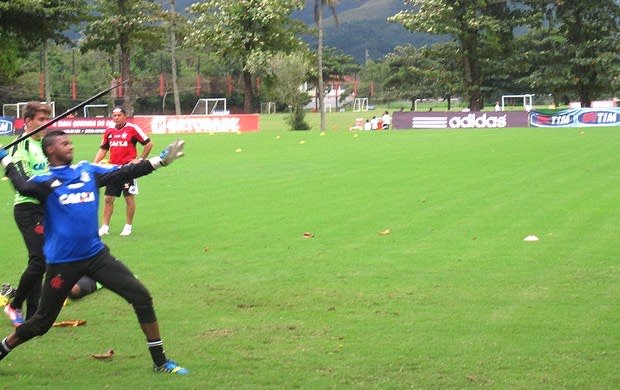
[260,102,276,114]
[3,101,56,118]
[501,94,534,112]
[83,104,110,118]
[353,97,369,112]
[192,98,228,115]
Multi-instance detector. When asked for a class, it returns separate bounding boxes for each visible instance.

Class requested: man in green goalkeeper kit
[4,102,51,327]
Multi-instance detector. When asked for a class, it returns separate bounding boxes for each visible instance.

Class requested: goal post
[83,104,109,118]
[353,97,369,112]
[191,98,228,115]
[501,94,534,111]
[260,102,276,114]
[3,101,56,118]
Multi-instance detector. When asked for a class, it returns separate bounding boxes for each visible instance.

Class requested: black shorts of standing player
[12,246,154,344]
[104,178,138,197]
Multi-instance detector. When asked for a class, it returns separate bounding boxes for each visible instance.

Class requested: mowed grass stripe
[0,125,619,389]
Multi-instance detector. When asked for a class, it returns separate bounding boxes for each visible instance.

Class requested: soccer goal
[260,102,276,114]
[83,104,109,118]
[501,94,535,111]
[191,98,228,115]
[353,97,369,112]
[3,101,56,118]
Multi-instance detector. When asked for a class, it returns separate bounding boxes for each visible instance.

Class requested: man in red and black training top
[94,106,153,236]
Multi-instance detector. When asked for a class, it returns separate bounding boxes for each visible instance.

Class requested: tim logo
[579,110,618,125]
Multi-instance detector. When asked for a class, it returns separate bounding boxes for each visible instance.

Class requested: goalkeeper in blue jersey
[0,130,188,375]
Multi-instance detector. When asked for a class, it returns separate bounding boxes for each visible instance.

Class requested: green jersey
[10,138,48,205]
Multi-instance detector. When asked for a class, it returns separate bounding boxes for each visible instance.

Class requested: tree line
[0,0,618,125]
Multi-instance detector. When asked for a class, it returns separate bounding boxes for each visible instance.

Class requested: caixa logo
[449,114,507,129]
[0,118,14,135]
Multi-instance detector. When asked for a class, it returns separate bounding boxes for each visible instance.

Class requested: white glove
[149,139,185,169]
[0,147,12,167]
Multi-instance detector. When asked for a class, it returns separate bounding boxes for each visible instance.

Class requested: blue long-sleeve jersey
[5,160,155,264]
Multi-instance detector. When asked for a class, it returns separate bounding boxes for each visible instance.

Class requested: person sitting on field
[370,116,379,130]
[381,111,391,129]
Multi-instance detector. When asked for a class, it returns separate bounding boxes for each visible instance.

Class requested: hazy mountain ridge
[174,0,436,63]
[297,0,433,63]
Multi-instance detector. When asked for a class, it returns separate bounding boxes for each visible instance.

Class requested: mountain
[175,0,442,64]
[294,0,444,63]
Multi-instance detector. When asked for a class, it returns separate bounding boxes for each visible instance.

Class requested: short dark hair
[42,130,67,158]
[23,102,52,120]
[112,106,126,114]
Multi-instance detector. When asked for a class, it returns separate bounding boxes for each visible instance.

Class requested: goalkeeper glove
[149,139,185,169]
[0,147,11,167]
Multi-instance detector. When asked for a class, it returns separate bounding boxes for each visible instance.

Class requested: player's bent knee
[133,304,157,324]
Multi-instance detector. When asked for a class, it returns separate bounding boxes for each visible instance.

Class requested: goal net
[83,104,109,118]
[353,97,369,112]
[260,102,276,114]
[191,98,228,115]
[500,94,534,111]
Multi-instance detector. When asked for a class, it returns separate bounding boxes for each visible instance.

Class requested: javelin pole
[4,80,128,150]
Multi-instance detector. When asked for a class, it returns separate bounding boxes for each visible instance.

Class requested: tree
[265,52,312,130]
[391,0,518,111]
[307,46,359,111]
[80,0,166,114]
[314,0,338,131]
[0,0,88,85]
[382,45,447,109]
[167,0,182,115]
[518,0,620,107]
[186,0,306,113]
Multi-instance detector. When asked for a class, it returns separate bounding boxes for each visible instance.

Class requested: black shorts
[13,246,153,342]
[104,178,139,197]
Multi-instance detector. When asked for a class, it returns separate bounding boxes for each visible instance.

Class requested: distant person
[495,101,501,111]
[349,118,364,131]
[370,116,379,130]
[364,119,372,131]
[381,111,391,130]
[94,106,153,236]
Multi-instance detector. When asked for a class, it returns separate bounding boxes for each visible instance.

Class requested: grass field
[1,111,619,389]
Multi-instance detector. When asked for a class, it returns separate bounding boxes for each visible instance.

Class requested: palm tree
[314,0,338,131]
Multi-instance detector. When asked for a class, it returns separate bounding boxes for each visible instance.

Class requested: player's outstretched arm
[148,139,185,169]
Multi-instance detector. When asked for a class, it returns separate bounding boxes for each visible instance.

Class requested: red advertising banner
[14,117,112,134]
[133,114,259,134]
[12,114,260,135]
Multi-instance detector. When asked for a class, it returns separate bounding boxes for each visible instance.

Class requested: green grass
[1,114,619,389]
